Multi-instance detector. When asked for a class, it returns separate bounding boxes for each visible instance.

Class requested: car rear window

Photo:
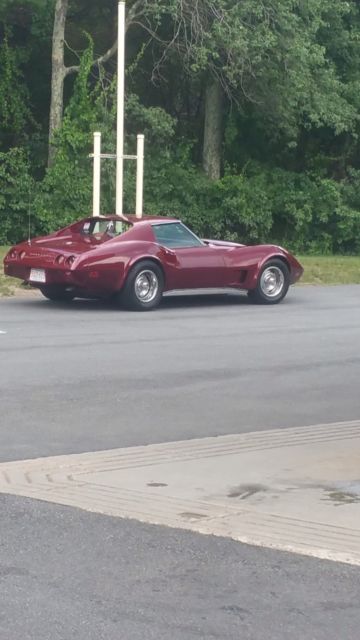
[82,219,131,236]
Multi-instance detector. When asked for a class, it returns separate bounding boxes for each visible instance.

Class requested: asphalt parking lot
[0,285,360,639]
[1,285,360,460]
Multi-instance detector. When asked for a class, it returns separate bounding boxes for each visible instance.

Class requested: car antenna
[27,184,32,245]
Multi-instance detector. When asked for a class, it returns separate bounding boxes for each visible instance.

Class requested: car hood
[203,239,245,248]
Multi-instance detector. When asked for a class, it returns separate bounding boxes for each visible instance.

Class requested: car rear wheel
[248,259,290,304]
[39,285,74,302]
[121,261,164,311]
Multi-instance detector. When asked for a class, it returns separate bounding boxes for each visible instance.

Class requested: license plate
[30,268,46,283]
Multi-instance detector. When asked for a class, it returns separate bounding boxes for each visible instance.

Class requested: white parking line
[0,330,7,334]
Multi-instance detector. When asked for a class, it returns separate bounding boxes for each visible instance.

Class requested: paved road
[1,286,360,461]
[1,494,359,640]
[0,285,360,639]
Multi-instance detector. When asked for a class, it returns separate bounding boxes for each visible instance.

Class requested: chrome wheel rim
[260,266,285,298]
[134,270,159,303]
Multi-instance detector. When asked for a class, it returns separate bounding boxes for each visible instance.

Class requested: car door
[152,222,226,289]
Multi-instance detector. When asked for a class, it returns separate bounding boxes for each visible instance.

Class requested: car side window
[152,223,203,248]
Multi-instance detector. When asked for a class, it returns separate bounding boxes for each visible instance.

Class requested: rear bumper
[4,262,121,297]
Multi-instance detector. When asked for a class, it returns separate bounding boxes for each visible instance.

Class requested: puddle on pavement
[323,482,360,506]
[225,479,360,508]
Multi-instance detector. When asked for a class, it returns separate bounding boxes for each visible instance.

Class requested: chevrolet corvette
[3,214,303,310]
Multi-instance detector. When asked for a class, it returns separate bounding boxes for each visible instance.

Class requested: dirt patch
[0,285,41,299]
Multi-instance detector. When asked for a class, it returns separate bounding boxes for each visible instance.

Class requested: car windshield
[152,222,203,248]
[81,219,131,236]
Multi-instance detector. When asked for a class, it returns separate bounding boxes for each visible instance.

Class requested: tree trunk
[48,0,68,167]
[202,78,223,180]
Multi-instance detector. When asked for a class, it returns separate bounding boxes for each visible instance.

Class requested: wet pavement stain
[220,605,250,620]
[147,482,168,488]
[179,512,207,520]
[228,483,268,500]
[288,480,360,506]
[0,566,30,578]
[323,489,360,506]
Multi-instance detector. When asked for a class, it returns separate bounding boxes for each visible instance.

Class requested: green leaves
[0,148,35,244]
[2,0,360,253]
[0,28,35,145]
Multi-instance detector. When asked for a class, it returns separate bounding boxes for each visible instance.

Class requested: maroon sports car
[4,214,303,310]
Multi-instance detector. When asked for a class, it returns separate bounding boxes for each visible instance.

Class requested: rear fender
[120,246,169,290]
[126,255,165,279]
[74,240,163,290]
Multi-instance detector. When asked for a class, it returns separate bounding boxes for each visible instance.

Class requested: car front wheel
[248,259,290,304]
[121,260,164,311]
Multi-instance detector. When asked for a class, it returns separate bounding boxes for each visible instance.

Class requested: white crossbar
[90,3,145,218]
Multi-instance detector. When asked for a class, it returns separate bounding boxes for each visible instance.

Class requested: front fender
[247,247,302,289]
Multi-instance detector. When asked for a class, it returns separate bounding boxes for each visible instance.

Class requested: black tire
[120,260,164,311]
[248,259,290,305]
[39,285,75,302]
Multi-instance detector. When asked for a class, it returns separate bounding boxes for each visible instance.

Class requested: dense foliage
[1,0,360,252]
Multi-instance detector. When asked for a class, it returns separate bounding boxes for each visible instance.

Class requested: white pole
[136,134,144,218]
[92,132,101,217]
[116,1,126,217]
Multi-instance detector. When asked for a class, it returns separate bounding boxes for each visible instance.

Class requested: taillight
[19,251,26,260]
[8,250,17,259]
[66,255,76,266]
[55,254,65,265]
